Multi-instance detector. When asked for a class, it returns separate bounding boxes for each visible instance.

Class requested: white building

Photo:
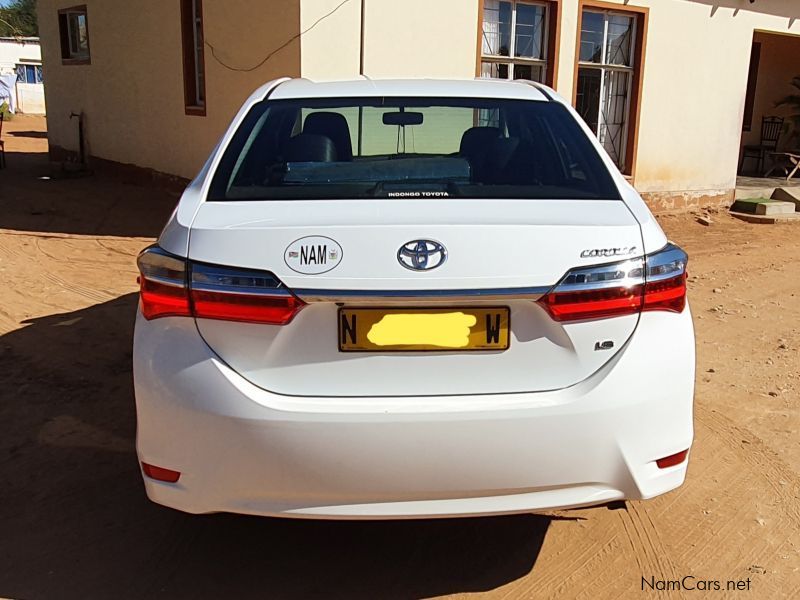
[0,37,46,114]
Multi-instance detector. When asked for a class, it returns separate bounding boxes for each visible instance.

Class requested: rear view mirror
[382,111,424,126]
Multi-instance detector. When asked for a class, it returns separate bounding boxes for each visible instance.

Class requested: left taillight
[137,246,191,319]
[136,246,305,325]
[190,262,305,325]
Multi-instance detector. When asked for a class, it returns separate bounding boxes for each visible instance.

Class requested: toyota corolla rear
[133,78,694,519]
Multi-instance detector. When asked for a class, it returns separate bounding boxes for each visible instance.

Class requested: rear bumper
[133,309,695,519]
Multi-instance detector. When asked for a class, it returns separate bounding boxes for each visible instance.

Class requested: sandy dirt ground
[1,114,798,599]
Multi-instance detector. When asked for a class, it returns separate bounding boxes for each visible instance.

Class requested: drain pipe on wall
[69,111,88,171]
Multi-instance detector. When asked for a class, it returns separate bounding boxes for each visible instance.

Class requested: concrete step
[730,211,800,224]
[771,187,800,211]
[730,198,796,215]
[756,201,796,215]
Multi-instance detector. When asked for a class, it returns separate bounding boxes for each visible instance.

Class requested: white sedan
[133,77,694,519]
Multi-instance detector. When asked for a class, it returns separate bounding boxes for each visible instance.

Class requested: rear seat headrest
[283,133,338,163]
[304,112,353,161]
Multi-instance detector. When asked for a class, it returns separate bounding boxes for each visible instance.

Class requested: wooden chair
[0,112,5,169]
[765,150,800,181]
[739,116,784,176]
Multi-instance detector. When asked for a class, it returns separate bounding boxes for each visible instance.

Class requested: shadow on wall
[0,293,551,599]
[686,0,800,21]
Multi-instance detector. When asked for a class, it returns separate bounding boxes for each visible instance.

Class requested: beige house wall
[300,0,361,79]
[38,0,301,179]
[300,0,479,80]
[36,0,800,207]
[360,0,479,79]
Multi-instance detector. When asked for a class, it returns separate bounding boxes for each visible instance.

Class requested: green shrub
[0,101,13,121]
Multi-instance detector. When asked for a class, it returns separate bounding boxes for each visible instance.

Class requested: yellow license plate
[338,307,510,352]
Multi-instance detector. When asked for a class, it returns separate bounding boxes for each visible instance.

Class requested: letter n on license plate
[338,307,510,352]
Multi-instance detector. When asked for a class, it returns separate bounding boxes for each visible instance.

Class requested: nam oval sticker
[284,236,343,275]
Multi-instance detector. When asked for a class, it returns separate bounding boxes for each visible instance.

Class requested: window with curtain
[15,64,44,85]
[481,0,549,83]
[575,10,637,170]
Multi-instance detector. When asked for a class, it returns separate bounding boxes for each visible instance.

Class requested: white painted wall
[0,38,45,114]
[16,82,46,113]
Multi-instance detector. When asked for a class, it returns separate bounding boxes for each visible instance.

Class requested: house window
[58,6,90,64]
[15,64,44,84]
[575,7,645,173]
[480,1,556,85]
[181,0,206,115]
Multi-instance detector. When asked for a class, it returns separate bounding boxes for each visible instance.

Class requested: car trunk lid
[187,198,643,397]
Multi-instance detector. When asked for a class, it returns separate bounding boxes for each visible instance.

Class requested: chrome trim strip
[190,283,292,296]
[293,286,550,303]
[142,274,186,288]
[554,278,645,293]
[190,263,286,295]
[553,258,645,293]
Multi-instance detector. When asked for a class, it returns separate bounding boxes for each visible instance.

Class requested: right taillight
[539,243,687,322]
[136,245,305,325]
[641,244,687,314]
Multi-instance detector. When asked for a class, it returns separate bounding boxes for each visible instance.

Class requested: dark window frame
[181,0,207,116]
[742,41,761,132]
[572,0,648,179]
[58,5,91,66]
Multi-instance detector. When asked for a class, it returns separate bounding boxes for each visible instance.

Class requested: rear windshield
[208,97,621,201]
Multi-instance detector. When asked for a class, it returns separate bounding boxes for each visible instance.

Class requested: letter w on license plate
[338,307,510,352]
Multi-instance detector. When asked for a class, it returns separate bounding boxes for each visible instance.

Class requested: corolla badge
[284,236,343,274]
[397,240,447,271]
[580,247,638,259]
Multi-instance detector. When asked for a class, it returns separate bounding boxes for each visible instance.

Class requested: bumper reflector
[141,462,181,483]
[656,449,689,469]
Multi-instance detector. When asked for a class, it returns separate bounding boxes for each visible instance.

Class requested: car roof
[265,77,553,102]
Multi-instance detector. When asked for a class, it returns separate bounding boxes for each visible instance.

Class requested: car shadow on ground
[8,130,49,139]
[0,150,179,239]
[0,294,551,599]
